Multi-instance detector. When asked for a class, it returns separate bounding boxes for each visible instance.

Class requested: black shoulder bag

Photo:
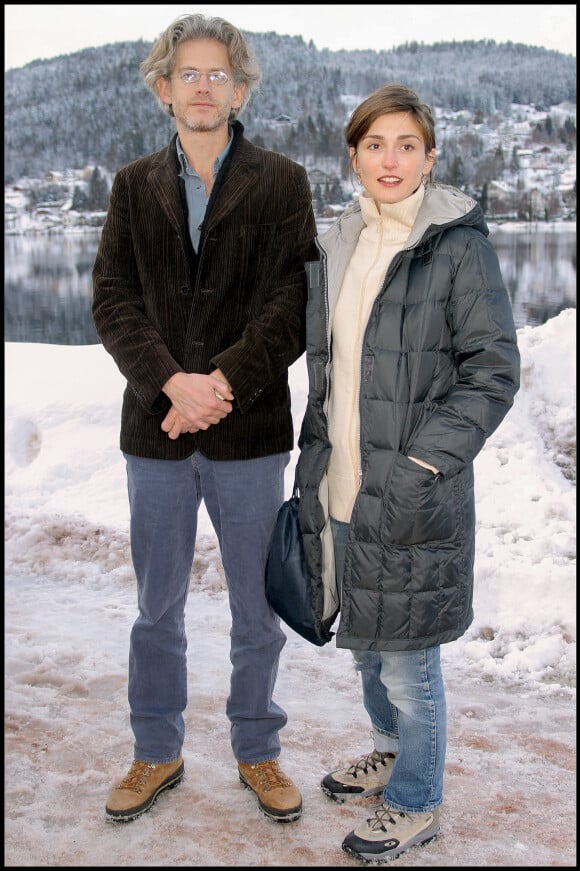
[265,482,333,646]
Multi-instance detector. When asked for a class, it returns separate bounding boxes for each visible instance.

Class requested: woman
[295,84,520,862]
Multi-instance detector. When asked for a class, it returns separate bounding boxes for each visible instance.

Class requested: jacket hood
[411,183,488,244]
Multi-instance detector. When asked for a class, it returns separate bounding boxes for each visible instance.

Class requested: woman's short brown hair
[346,83,436,154]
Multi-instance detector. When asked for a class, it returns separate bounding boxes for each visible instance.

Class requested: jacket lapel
[145,129,260,233]
[146,137,184,233]
[204,138,260,229]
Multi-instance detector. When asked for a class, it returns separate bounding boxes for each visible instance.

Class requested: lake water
[4,225,576,344]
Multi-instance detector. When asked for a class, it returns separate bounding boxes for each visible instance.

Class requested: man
[92,13,317,824]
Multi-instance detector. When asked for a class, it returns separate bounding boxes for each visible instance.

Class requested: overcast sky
[4,4,576,70]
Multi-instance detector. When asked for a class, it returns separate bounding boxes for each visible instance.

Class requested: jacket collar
[316,184,485,312]
[145,120,260,233]
[321,183,485,257]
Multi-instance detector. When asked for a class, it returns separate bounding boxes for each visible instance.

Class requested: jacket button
[180,286,190,296]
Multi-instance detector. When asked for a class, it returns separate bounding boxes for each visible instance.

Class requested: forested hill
[4,33,576,182]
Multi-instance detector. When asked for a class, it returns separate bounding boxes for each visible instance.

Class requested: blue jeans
[331,517,446,813]
[125,451,290,765]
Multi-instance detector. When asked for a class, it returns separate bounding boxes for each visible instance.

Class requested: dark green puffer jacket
[296,184,521,651]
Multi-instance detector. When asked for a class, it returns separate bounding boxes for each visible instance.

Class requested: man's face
[156,38,246,133]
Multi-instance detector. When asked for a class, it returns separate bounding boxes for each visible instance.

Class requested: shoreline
[5,218,577,237]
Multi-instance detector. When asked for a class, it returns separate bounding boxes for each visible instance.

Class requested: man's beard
[176,104,231,132]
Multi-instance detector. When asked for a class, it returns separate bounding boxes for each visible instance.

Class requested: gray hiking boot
[342,803,440,863]
[321,749,396,802]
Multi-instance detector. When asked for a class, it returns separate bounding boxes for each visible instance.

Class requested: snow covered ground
[4,309,576,866]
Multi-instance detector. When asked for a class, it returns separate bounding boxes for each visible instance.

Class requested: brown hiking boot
[238,759,302,822]
[105,757,184,821]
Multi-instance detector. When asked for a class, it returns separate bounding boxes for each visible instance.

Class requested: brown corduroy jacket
[92,122,318,460]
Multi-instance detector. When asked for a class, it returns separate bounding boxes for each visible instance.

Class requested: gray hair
[140,13,262,119]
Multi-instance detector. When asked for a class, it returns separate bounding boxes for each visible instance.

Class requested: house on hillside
[307,168,333,189]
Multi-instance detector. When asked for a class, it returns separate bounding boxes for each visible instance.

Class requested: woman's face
[351,111,435,206]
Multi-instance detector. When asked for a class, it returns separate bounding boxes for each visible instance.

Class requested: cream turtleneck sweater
[327,184,425,522]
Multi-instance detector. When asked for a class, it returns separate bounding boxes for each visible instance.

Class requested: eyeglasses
[173,69,229,86]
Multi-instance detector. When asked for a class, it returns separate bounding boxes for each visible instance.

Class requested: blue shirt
[176,131,233,253]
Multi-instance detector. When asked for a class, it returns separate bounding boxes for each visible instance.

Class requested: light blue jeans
[125,451,290,766]
[331,517,446,813]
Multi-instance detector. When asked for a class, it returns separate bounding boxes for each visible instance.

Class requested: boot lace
[346,749,394,779]
[253,760,292,793]
[368,805,406,833]
[118,760,154,794]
